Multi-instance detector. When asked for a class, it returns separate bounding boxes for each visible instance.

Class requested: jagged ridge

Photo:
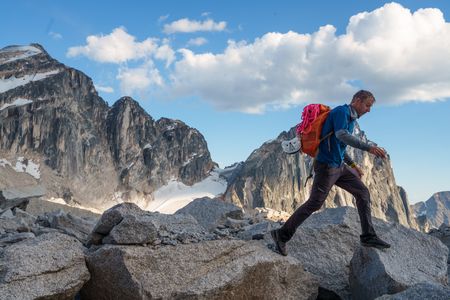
[0,43,216,210]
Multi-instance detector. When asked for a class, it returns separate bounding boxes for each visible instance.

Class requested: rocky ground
[1,196,450,299]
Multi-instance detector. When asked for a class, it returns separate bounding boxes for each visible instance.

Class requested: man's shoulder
[330,104,350,117]
[331,104,349,112]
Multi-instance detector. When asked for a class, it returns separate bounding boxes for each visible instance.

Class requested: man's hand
[352,165,364,178]
[349,162,364,178]
[369,146,386,159]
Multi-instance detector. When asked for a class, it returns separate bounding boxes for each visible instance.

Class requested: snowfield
[146,168,228,214]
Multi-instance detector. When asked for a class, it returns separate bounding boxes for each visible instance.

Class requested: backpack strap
[321,131,333,152]
[304,159,316,187]
[320,131,334,142]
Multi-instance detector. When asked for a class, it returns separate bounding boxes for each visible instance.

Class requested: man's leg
[278,162,340,242]
[335,166,390,248]
[334,165,376,236]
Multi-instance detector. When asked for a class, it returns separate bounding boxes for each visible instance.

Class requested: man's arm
[336,129,387,159]
[335,129,371,151]
[344,151,364,177]
[331,106,386,159]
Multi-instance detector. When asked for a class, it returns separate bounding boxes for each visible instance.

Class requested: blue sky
[1,0,449,204]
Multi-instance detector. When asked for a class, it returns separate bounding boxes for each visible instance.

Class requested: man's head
[350,90,375,118]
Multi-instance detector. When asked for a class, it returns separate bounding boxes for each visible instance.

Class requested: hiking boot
[271,229,288,256]
[361,235,391,249]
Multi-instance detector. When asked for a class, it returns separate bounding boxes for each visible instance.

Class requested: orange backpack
[296,104,332,157]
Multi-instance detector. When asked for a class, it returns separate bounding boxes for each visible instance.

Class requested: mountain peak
[116,96,138,105]
[0,44,50,65]
[413,191,450,230]
[29,43,47,52]
[110,96,151,118]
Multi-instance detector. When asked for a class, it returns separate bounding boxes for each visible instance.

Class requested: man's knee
[305,200,323,212]
[355,185,370,202]
[304,192,328,211]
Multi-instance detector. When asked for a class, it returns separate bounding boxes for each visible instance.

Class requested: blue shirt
[316,104,355,167]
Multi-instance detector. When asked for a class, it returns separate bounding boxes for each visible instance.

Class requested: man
[271,90,390,256]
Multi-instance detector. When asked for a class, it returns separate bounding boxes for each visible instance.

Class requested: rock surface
[175,197,244,230]
[274,207,448,300]
[279,207,362,299]
[102,214,158,245]
[413,191,450,230]
[82,202,319,299]
[37,209,96,244]
[0,232,90,300]
[25,198,100,219]
[91,202,143,236]
[2,197,446,299]
[81,240,319,300]
[0,231,35,246]
[350,222,448,300]
[375,282,450,300]
[429,223,450,279]
[89,202,212,246]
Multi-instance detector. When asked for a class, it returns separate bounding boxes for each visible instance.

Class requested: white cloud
[158,14,169,23]
[49,31,62,39]
[155,43,176,67]
[95,85,114,93]
[67,27,160,63]
[168,3,450,113]
[163,18,226,34]
[67,27,176,97]
[187,37,208,47]
[117,62,164,96]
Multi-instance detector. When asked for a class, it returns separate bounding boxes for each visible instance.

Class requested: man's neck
[349,104,359,120]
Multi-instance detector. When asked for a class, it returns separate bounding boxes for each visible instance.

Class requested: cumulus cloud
[187,37,208,46]
[117,62,164,96]
[163,18,226,34]
[67,27,175,96]
[66,27,173,64]
[168,2,450,113]
[95,85,114,93]
[155,43,176,67]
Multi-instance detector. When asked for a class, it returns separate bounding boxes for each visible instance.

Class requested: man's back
[316,104,355,167]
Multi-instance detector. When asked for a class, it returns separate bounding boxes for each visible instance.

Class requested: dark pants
[279,161,377,242]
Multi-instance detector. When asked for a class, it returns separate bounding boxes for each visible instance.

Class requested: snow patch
[0,45,42,64]
[0,159,12,168]
[46,197,103,214]
[143,143,152,150]
[0,69,60,93]
[0,98,33,111]
[223,162,242,170]
[46,197,67,205]
[165,124,177,131]
[183,152,199,166]
[13,157,41,179]
[146,168,227,214]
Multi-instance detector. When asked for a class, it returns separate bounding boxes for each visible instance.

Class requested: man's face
[352,98,374,118]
